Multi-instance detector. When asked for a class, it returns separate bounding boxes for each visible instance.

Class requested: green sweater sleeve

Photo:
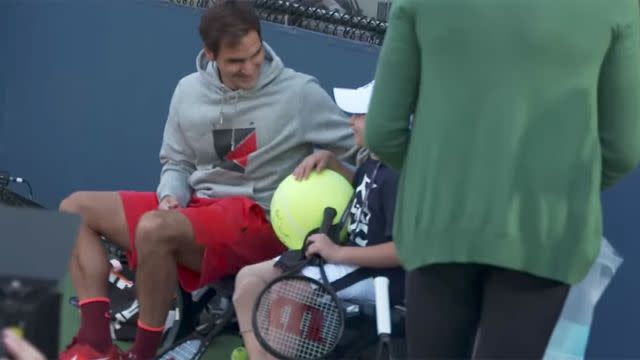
[598,1,640,189]
[364,0,419,170]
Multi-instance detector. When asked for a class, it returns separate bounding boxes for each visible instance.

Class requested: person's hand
[293,150,338,181]
[158,195,180,210]
[1,329,45,360]
[305,233,342,263]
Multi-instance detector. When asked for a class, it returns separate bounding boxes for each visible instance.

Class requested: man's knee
[59,191,92,214]
[135,211,180,254]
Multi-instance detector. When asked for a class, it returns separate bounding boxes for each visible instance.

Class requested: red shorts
[119,191,287,292]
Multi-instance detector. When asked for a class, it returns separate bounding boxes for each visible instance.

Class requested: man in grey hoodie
[58,1,354,359]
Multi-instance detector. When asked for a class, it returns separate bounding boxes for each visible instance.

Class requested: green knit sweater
[365,0,640,284]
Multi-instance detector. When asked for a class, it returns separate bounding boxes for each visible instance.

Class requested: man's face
[206,30,265,91]
[350,114,366,147]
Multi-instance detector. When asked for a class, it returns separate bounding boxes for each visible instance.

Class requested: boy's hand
[293,150,338,181]
[305,233,342,263]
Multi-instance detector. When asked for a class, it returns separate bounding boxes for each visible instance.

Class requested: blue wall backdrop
[0,3,8,159]
[0,0,637,357]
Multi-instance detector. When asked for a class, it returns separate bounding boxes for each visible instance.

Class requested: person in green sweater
[364,0,640,358]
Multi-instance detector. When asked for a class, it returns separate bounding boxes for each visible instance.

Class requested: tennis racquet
[252,206,345,360]
[157,292,234,360]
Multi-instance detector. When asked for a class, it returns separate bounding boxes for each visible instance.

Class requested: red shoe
[59,338,122,360]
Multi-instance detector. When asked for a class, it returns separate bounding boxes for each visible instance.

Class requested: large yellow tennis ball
[270,169,353,249]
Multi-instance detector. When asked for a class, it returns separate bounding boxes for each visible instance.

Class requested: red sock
[76,297,112,353]
[128,320,165,360]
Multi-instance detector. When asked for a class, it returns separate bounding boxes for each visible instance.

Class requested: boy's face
[350,114,366,147]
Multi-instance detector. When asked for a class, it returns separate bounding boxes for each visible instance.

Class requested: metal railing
[168,0,387,45]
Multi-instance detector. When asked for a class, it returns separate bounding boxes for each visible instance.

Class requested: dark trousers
[405,263,570,359]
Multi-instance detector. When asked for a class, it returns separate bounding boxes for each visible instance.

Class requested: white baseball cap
[333,81,375,114]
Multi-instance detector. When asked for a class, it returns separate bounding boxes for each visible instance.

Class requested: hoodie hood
[195,42,284,94]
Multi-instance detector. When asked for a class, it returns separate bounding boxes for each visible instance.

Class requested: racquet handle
[319,207,337,235]
[374,276,391,335]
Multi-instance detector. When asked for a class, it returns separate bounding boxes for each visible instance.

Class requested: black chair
[157,276,238,354]
[333,299,407,360]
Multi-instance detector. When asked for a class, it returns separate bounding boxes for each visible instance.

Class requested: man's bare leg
[128,210,204,359]
[60,191,131,299]
[60,192,205,358]
[58,191,132,355]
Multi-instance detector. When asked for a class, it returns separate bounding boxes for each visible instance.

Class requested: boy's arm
[334,242,401,268]
[305,234,400,268]
[331,166,404,268]
[332,168,401,268]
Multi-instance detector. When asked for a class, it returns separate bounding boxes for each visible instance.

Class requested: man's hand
[158,195,180,210]
[293,150,338,181]
[305,233,342,263]
[2,329,45,360]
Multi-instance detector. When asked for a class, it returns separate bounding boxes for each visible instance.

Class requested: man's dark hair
[199,0,262,54]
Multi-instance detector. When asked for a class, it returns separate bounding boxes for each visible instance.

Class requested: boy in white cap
[231,81,404,360]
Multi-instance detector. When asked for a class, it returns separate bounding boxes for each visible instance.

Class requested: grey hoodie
[157,43,354,211]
